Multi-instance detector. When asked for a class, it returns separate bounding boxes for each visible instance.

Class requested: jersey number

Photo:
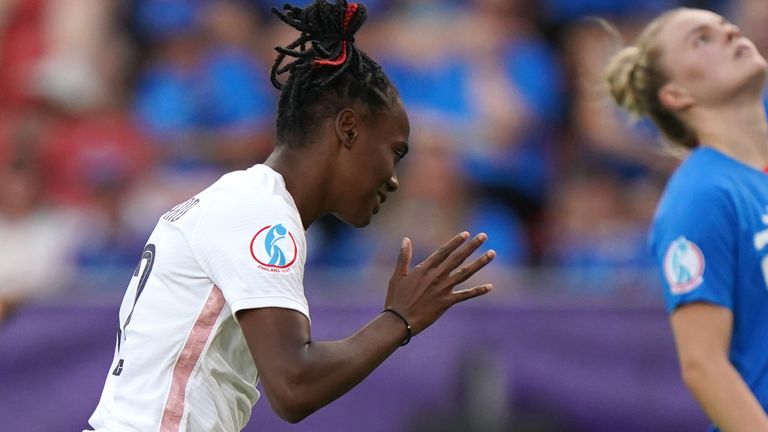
[113,243,156,376]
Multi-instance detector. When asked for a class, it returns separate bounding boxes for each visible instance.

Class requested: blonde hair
[605,8,699,149]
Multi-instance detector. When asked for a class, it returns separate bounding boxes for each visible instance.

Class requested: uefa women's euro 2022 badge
[250,224,298,273]
[663,236,705,295]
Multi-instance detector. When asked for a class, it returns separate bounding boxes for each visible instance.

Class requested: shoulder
[650,150,738,252]
[200,166,299,220]
[189,167,304,249]
[656,150,737,221]
[648,152,738,259]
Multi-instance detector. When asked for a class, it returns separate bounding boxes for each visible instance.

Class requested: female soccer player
[85,1,496,431]
[605,7,768,431]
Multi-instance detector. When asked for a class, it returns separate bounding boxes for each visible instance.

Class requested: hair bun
[269,0,397,148]
[311,2,364,57]
[271,1,367,75]
[277,1,366,43]
[605,46,643,116]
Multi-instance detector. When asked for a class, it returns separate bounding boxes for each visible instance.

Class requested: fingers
[392,237,412,278]
[421,232,469,269]
[436,233,489,277]
[451,283,493,304]
[447,249,496,286]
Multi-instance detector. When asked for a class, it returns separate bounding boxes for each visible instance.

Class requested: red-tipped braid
[313,3,359,67]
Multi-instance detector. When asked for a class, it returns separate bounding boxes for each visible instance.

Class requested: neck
[690,98,768,170]
[264,145,331,230]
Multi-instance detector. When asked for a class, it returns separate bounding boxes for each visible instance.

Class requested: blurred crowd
[0,0,757,316]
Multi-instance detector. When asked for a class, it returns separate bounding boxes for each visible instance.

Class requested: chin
[353,219,372,228]
[742,64,768,96]
[333,212,372,228]
[723,63,768,101]
[758,62,768,83]
[347,216,372,228]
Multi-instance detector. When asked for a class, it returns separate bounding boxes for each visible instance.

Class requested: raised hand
[384,232,496,336]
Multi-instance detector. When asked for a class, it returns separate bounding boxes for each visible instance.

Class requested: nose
[385,174,399,192]
[725,24,741,43]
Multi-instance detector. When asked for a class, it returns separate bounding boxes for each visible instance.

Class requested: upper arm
[237,307,311,407]
[670,302,733,367]
[650,183,737,312]
[238,307,310,369]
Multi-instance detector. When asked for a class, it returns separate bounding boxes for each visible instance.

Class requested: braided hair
[270,0,399,146]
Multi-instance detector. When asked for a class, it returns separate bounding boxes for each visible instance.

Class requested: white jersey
[87,165,309,432]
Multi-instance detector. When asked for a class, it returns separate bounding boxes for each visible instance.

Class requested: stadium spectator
[370,124,527,268]
[0,162,79,321]
[543,169,656,295]
[133,0,274,171]
[0,0,45,110]
[0,0,729,304]
[562,18,679,179]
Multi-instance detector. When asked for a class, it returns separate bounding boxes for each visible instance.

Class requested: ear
[334,108,358,148]
[658,82,695,112]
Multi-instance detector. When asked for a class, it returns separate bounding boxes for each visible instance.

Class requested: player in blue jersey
[605,7,768,431]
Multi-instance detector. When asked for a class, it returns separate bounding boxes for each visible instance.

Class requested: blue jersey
[650,147,768,430]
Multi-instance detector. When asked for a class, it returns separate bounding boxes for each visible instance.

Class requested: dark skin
[238,98,496,423]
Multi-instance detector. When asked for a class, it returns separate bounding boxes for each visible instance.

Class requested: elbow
[678,352,725,390]
[679,359,706,390]
[275,408,309,424]
[274,403,311,424]
[265,385,316,424]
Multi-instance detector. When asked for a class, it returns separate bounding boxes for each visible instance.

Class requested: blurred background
[0,0,762,430]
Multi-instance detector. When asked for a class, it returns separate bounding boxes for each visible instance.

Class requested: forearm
[265,311,407,421]
[247,233,494,423]
[683,357,768,431]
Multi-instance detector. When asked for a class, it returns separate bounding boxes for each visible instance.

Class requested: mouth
[377,192,387,205]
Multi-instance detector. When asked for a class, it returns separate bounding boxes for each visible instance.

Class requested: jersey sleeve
[189,194,309,321]
[649,184,737,313]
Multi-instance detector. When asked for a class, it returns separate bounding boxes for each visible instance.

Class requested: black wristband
[383,308,412,346]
